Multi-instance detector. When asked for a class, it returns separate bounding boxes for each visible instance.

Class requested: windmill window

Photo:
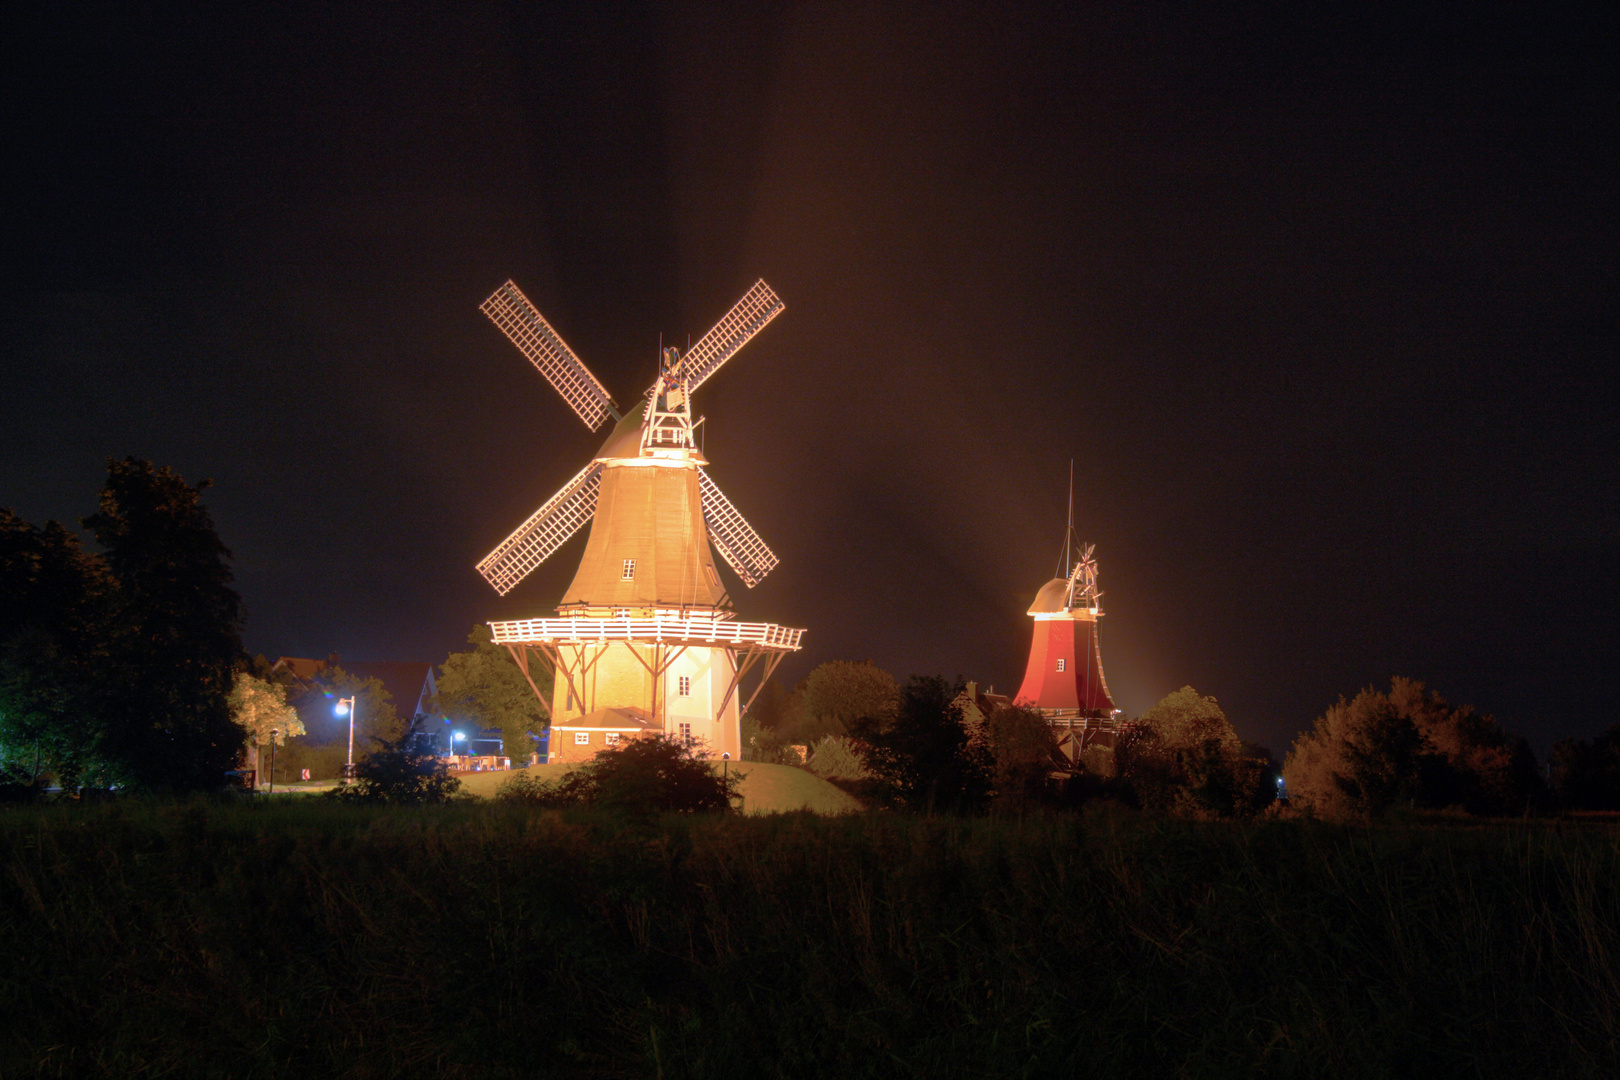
[678,722,693,748]
[678,675,691,697]
[622,558,636,580]
[605,732,621,745]
[574,732,590,745]
[1056,659,1066,672]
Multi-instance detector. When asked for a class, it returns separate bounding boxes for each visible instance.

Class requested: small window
[678,675,691,697]
[621,558,636,580]
[678,722,692,748]
[605,732,621,745]
[574,732,590,745]
[1056,658,1066,672]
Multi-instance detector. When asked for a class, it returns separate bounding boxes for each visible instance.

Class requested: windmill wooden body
[475,280,803,761]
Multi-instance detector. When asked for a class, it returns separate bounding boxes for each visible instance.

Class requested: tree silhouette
[83,459,246,790]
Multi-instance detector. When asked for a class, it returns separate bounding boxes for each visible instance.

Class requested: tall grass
[0,800,1614,1078]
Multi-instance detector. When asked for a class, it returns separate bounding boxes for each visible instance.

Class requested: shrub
[327,745,461,805]
[498,736,739,814]
[806,735,870,781]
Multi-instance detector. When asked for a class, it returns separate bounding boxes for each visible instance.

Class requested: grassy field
[454,761,862,815]
[1,801,1615,1079]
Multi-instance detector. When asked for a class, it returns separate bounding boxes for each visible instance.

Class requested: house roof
[553,706,659,731]
[343,661,435,719]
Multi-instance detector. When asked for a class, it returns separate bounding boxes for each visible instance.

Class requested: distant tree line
[746,663,1276,816]
[751,660,1617,819]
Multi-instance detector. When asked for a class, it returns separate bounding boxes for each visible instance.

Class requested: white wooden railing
[489,614,804,650]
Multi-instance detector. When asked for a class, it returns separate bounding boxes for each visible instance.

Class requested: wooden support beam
[502,643,553,719]
[739,649,790,718]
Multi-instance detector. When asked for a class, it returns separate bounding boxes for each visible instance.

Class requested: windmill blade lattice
[477,462,604,595]
[481,281,617,430]
[698,467,779,588]
[671,280,785,393]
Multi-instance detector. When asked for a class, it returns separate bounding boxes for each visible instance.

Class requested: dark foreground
[1,801,1615,1079]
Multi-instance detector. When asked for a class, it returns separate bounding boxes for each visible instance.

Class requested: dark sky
[4,1,1615,758]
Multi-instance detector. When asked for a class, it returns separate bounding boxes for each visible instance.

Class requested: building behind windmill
[474,280,803,762]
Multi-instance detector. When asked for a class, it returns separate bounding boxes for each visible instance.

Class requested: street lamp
[451,730,466,766]
[335,696,358,782]
[268,728,279,794]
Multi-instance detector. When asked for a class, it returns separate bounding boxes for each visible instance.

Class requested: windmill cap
[1028,578,1073,614]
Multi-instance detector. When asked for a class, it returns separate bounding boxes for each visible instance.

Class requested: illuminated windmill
[475,279,804,761]
[1015,471,1118,766]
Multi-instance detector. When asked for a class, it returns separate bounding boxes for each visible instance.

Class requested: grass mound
[452,761,584,799]
[730,761,861,814]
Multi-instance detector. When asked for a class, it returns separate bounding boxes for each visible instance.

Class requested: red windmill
[1015,468,1119,765]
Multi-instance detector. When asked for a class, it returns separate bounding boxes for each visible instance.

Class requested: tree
[1549,724,1620,810]
[980,703,1059,810]
[433,625,549,762]
[228,671,303,782]
[1117,688,1272,817]
[83,458,247,791]
[800,660,898,734]
[317,667,403,752]
[850,675,988,813]
[0,510,114,787]
[228,671,303,747]
[1139,687,1242,755]
[755,660,899,758]
[1284,677,1540,818]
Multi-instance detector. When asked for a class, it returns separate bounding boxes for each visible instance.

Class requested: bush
[497,736,739,814]
[327,745,461,805]
[806,735,870,781]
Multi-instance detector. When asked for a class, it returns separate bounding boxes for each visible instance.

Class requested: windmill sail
[698,467,779,588]
[477,462,604,595]
[481,281,617,430]
[672,280,785,393]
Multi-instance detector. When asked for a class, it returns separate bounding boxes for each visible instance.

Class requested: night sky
[4,2,1614,759]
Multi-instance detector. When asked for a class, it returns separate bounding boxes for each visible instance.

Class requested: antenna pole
[1065,459,1074,575]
